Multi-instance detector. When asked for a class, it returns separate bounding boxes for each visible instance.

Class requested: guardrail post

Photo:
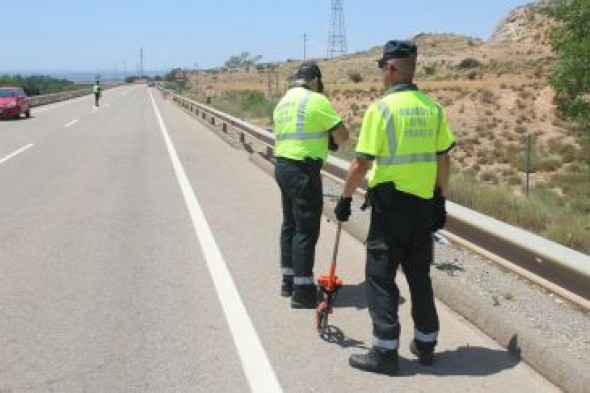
[524,134,531,197]
[264,146,274,160]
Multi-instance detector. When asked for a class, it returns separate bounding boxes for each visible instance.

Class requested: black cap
[295,61,322,80]
[378,40,417,67]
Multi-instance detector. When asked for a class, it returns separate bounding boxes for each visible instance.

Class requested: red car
[0,87,31,119]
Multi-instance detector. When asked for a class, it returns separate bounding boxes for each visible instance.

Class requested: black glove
[328,134,339,151]
[432,187,447,231]
[334,196,352,222]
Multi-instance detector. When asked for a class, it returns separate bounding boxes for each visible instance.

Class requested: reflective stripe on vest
[373,100,440,166]
[275,90,329,141]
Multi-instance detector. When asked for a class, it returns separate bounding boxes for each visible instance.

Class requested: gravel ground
[194,112,590,368]
[322,177,590,365]
[434,242,590,363]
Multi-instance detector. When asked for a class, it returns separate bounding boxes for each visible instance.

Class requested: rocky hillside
[186,0,584,192]
[177,0,589,251]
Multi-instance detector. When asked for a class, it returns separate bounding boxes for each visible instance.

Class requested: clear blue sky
[4,0,534,75]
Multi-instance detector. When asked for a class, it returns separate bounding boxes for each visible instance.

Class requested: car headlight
[5,102,17,108]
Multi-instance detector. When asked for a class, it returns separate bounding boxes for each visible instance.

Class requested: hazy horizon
[4,0,532,73]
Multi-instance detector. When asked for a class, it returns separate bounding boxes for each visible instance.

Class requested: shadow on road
[334,281,405,310]
[324,332,522,377]
[318,325,368,350]
[397,342,521,377]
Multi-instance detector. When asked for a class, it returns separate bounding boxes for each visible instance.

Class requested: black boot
[349,348,398,375]
[409,340,435,365]
[291,284,317,309]
[280,277,293,297]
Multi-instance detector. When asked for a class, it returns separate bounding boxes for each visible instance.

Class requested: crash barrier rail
[161,88,590,311]
[28,84,123,108]
[164,87,590,392]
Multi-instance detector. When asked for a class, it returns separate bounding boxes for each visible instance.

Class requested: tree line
[0,75,76,96]
[544,0,590,141]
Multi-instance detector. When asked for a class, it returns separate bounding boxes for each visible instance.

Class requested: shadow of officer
[396,343,521,377]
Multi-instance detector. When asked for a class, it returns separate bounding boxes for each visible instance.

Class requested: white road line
[148,90,282,393]
[0,144,34,165]
[64,119,78,127]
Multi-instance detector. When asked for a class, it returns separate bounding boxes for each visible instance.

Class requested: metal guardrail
[28,84,123,108]
[162,88,590,309]
[28,89,90,107]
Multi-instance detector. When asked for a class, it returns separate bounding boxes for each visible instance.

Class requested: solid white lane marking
[64,119,78,127]
[0,144,34,165]
[148,90,282,393]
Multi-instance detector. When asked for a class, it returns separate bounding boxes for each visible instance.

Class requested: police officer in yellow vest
[93,80,102,107]
[335,40,455,374]
[273,61,349,308]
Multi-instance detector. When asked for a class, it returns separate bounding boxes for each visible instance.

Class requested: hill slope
[180,0,589,252]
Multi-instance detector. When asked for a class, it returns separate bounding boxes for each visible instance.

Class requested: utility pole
[140,47,144,77]
[123,62,127,79]
[194,63,200,94]
[303,33,308,60]
[327,0,348,58]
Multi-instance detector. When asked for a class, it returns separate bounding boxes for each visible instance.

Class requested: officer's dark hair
[293,61,324,92]
[295,61,322,82]
[378,40,418,83]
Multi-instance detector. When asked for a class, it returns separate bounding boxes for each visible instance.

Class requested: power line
[327,0,348,58]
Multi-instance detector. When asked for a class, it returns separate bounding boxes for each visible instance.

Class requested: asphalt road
[0,86,559,392]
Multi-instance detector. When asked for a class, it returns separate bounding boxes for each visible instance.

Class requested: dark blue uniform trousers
[274,157,323,285]
[366,185,439,351]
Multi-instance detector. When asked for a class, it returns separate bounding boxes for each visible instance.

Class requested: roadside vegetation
[206,90,277,124]
[171,4,589,253]
[543,0,590,143]
[0,75,78,96]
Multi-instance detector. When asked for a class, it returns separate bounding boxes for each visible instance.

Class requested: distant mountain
[0,69,168,83]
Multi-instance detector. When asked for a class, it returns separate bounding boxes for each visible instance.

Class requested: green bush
[211,90,277,121]
[0,74,76,96]
[458,58,482,69]
[449,173,590,253]
[543,0,590,139]
[424,66,436,75]
[348,71,363,83]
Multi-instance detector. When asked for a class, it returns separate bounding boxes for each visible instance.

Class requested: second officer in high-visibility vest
[334,40,455,374]
[273,61,349,309]
[93,80,102,107]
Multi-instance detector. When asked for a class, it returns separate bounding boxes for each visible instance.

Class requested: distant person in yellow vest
[334,40,455,374]
[93,81,102,107]
[273,61,349,308]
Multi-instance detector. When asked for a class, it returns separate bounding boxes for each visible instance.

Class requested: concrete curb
[248,152,589,393]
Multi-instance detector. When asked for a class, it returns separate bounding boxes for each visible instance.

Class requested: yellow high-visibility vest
[273,86,342,161]
[355,85,455,199]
